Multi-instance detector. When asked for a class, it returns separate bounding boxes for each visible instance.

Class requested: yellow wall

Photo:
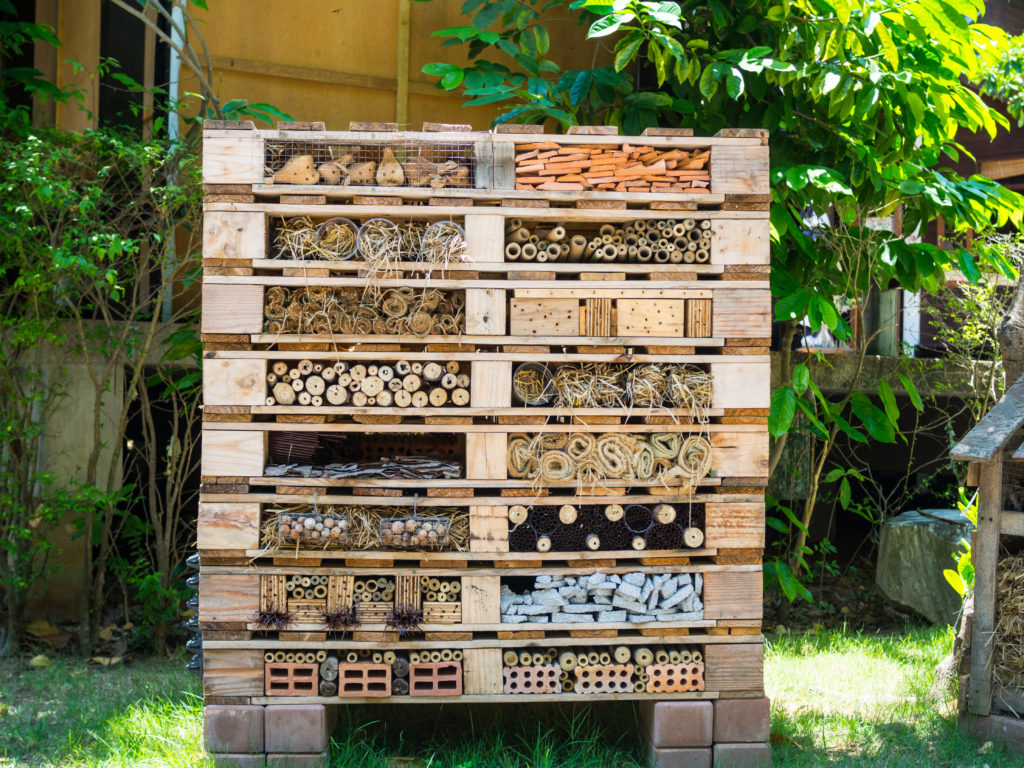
[53,0,608,132]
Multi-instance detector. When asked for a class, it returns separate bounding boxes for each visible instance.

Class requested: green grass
[0,627,1017,767]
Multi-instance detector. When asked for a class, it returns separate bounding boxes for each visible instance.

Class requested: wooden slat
[204,210,266,261]
[465,214,505,262]
[469,505,508,553]
[465,432,507,480]
[702,570,762,620]
[203,133,262,184]
[709,361,770,410]
[198,502,261,551]
[710,219,769,266]
[1001,509,1024,537]
[201,283,263,334]
[704,642,763,692]
[201,429,267,477]
[953,377,1024,461]
[199,573,260,623]
[709,145,769,196]
[710,288,771,339]
[509,299,580,336]
[203,358,266,406]
[470,361,512,408]
[465,288,506,335]
[710,432,770,478]
[463,648,503,694]
[462,576,502,624]
[616,299,687,337]
[705,502,765,549]
[968,459,1002,715]
[203,648,264,697]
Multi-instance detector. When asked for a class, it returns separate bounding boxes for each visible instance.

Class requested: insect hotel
[952,375,1024,749]
[197,120,771,767]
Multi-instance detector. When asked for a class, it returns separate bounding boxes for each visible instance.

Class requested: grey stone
[536,574,552,583]
[551,612,593,623]
[647,586,660,612]
[616,582,643,601]
[609,574,621,584]
[876,508,970,625]
[612,595,647,613]
[661,584,694,610]
[502,615,528,623]
[693,574,701,594]
[640,581,654,603]
[505,605,517,615]
[624,572,646,587]
[593,595,612,605]
[565,577,577,586]
[528,615,550,623]
[629,613,656,623]
[675,610,703,621]
[559,586,586,602]
[591,583,617,592]
[598,610,628,622]
[533,589,561,602]
[660,577,678,599]
[587,573,605,589]
[563,603,611,613]
[516,603,553,616]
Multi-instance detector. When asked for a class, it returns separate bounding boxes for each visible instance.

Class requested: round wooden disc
[536,535,552,553]
[683,527,704,548]
[311,395,323,407]
[411,362,423,374]
[388,378,403,392]
[290,377,304,392]
[451,388,470,406]
[441,373,458,390]
[429,387,448,406]
[402,374,422,392]
[297,391,312,405]
[423,362,443,382]
[376,390,393,407]
[325,384,347,404]
[350,364,367,381]
[558,504,578,524]
[360,376,385,397]
[395,360,411,375]
[272,361,289,376]
[298,359,314,375]
[378,365,394,382]
[508,505,529,525]
[631,536,647,551]
[445,361,460,375]
[585,533,601,551]
[321,367,336,382]
[604,504,624,521]
[394,390,412,407]
[272,381,296,405]
[411,390,429,407]
[352,392,368,407]
[305,375,325,396]
[653,504,677,524]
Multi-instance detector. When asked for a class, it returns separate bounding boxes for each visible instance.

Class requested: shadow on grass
[324,702,647,768]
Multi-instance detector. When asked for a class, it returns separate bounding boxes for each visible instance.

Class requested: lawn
[0,626,1017,767]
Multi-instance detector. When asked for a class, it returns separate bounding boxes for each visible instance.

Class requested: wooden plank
[201,283,264,334]
[704,642,764,692]
[470,505,508,553]
[616,299,687,337]
[199,573,260,623]
[709,145,769,196]
[710,431,768,479]
[711,288,771,339]
[514,289,710,300]
[953,377,1024,461]
[980,156,1024,181]
[509,299,580,336]
[203,133,262,184]
[203,358,266,406]
[465,433,507,480]
[705,502,764,550]
[465,288,506,335]
[709,361,770,410]
[1001,509,1024,537]
[201,429,267,477]
[702,570,762,620]
[204,210,266,261]
[203,649,264,697]
[466,214,505,262]
[462,575,502,624]
[463,648,503,694]
[198,502,261,551]
[969,459,1002,715]
[710,219,769,266]
[470,361,512,408]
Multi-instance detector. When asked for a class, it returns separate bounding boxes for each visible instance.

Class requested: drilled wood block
[409,662,463,696]
[286,598,327,623]
[647,663,706,693]
[573,664,634,694]
[503,665,560,694]
[354,602,393,623]
[422,601,461,624]
[265,663,318,696]
[337,663,391,697]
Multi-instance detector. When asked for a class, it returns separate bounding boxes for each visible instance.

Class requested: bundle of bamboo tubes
[504,217,713,264]
[514,142,710,193]
[420,576,462,603]
[265,359,470,409]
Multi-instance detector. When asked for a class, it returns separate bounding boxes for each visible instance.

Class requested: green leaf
[725,67,744,98]
[767,516,789,534]
[533,26,550,56]
[944,568,965,597]
[569,71,593,106]
[874,21,900,69]
[699,64,718,99]
[769,387,797,438]
[588,15,626,38]
[422,63,465,91]
[839,477,852,509]
[792,363,810,395]
[614,32,644,71]
[898,373,925,411]
[878,380,899,425]
[850,392,896,443]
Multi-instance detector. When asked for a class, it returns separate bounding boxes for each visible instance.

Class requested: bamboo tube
[569,235,587,261]
[655,650,670,665]
[508,227,530,243]
[312,585,327,598]
[634,647,654,666]
[586,652,600,666]
[300,576,312,588]
[632,536,646,551]
[544,225,566,243]
[520,242,538,261]
[654,249,671,263]
[505,242,522,261]
[450,581,461,595]
[633,680,646,692]
[509,505,529,525]
[601,243,617,262]
[264,652,275,663]
[273,651,286,663]
[284,653,296,662]
[353,580,365,592]
[679,650,693,664]
[267,373,278,385]
[636,246,653,262]
[535,249,548,263]
[409,652,420,664]
[372,652,383,663]
[694,248,710,262]
[558,651,577,671]
[668,247,685,264]
[545,243,561,261]
[669,650,682,664]
[440,649,453,661]
[585,533,601,551]
[531,652,545,666]
[561,679,574,692]
[452,650,463,662]
[505,217,522,231]
[599,224,615,237]
[614,646,631,664]
[598,652,611,665]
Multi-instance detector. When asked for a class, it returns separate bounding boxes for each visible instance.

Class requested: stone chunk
[551,612,593,623]
[624,572,646,587]
[598,610,627,622]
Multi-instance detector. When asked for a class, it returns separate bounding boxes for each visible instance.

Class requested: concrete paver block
[205,705,265,754]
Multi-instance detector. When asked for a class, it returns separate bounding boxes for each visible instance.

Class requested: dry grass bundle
[513,363,554,405]
[541,363,712,413]
[274,216,359,260]
[994,554,1024,688]
[420,221,469,271]
[506,432,711,489]
[552,363,625,408]
[263,285,463,338]
[262,505,468,552]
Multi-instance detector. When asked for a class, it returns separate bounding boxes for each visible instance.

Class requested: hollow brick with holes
[503,664,561,694]
[264,663,319,696]
[573,664,634,694]
[409,662,463,696]
[336,663,391,697]
[646,662,706,693]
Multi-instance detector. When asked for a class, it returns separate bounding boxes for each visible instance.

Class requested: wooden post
[969,457,1003,715]
[395,0,411,126]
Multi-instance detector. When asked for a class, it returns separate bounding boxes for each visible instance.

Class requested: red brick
[266,751,329,768]
[337,662,391,697]
[573,664,633,694]
[712,742,770,767]
[647,663,706,693]
[265,704,336,753]
[410,662,463,696]
[265,663,319,697]
[213,754,265,768]
[504,665,560,694]
[638,701,713,748]
[644,741,712,768]
[713,698,770,743]
[205,705,265,754]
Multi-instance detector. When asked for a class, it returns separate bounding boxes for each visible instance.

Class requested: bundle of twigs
[273,216,360,261]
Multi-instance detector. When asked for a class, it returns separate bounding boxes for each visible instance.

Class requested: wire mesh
[1004,459,1024,511]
